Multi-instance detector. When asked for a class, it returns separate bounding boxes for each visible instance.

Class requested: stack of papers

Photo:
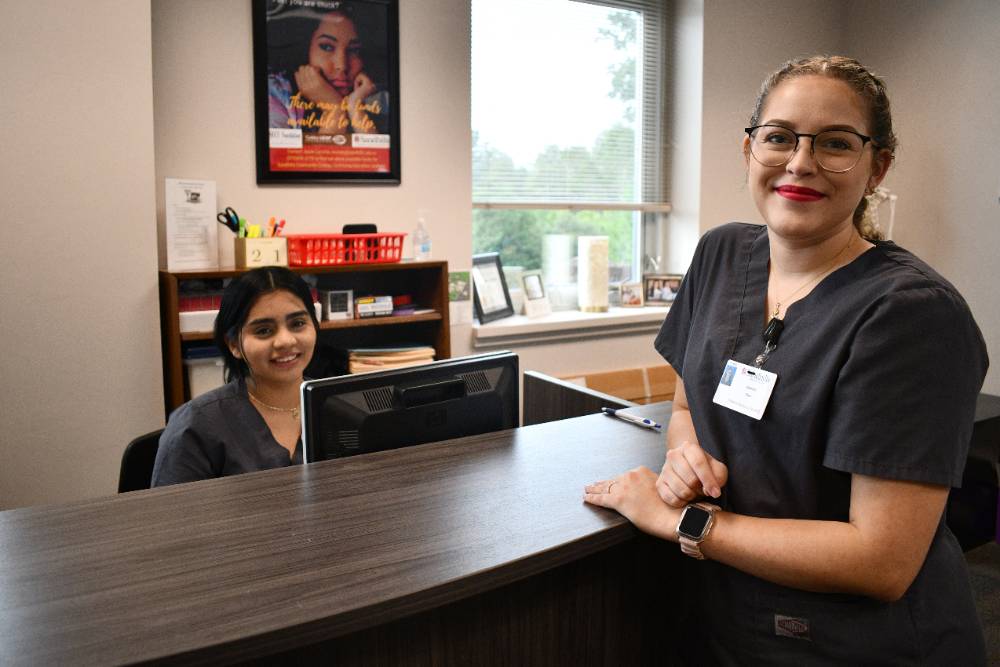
[348,345,436,374]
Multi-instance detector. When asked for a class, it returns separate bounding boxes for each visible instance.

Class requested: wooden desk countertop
[0,404,671,665]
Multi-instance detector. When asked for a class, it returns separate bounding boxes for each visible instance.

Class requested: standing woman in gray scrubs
[584,56,988,664]
[152,267,319,486]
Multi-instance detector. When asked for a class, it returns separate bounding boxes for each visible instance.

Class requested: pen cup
[235,237,288,269]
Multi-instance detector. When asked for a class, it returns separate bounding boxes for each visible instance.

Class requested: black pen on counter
[601,407,662,431]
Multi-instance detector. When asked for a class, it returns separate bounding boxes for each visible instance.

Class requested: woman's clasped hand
[655,440,728,507]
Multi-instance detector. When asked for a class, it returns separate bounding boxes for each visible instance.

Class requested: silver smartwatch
[676,502,721,560]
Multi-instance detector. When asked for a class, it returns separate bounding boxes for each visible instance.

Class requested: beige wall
[698,0,846,231]
[153,0,473,270]
[0,1,162,509]
[844,0,1000,393]
[2,1,997,508]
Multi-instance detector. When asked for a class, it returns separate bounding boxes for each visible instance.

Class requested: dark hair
[749,55,898,240]
[265,1,389,86]
[213,267,319,382]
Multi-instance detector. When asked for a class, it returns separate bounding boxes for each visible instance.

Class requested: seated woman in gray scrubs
[152,267,319,486]
[585,56,988,665]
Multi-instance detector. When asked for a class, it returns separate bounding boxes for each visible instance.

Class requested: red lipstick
[775,185,825,202]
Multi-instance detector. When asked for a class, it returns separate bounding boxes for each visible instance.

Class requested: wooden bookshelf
[158,261,451,416]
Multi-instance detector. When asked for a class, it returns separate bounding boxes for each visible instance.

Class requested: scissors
[216,206,240,233]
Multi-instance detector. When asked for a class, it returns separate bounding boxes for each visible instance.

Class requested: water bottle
[413,211,432,261]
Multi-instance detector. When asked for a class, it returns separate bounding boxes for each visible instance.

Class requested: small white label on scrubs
[712,359,777,420]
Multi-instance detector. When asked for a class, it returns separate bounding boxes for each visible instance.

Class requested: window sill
[472,306,670,348]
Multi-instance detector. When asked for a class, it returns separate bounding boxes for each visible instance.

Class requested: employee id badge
[712,360,777,420]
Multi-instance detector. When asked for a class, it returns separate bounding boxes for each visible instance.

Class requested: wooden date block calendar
[235,237,288,269]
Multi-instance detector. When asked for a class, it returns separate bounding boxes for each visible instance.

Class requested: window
[472,0,669,309]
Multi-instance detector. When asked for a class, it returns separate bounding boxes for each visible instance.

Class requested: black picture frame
[472,253,514,324]
[252,0,401,184]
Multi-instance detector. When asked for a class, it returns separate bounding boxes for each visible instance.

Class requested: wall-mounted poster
[252,0,400,184]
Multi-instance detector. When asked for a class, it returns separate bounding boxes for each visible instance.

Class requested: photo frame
[520,270,551,318]
[472,253,514,323]
[643,274,683,305]
[252,0,401,184]
[619,281,644,307]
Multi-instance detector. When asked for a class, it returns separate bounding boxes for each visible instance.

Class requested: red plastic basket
[285,233,406,267]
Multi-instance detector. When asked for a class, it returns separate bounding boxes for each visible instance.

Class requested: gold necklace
[248,391,300,420]
[770,232,855,319]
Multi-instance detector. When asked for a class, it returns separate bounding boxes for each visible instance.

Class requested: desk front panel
[1,405,673,664]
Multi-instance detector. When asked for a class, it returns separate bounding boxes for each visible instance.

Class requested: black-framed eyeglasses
[744,124,877,173]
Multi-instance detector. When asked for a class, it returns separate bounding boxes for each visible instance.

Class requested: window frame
[471,0,671,283]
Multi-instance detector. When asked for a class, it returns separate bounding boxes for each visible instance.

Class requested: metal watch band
[677,502,721,560]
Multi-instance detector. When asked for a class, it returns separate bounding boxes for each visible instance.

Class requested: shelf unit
[159,261,450,416]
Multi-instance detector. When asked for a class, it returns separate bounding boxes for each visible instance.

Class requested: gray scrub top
[151,379,302,487]
[655,223,988,665]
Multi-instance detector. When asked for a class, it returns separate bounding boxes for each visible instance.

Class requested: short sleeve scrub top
[654,223,988,665]
[151,379,302,487]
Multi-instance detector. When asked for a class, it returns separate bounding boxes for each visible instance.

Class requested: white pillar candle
[577,236,609,312]
[543,234,574,286]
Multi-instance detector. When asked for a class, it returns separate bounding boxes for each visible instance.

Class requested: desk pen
[601,407,662,431]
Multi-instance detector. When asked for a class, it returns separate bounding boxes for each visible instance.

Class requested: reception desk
[1,405,686,665]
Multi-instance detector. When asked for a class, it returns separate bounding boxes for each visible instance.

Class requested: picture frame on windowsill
[520,270,551,318]
[472,252,514,323]
[620,281,644,307]
[643,274,682,306]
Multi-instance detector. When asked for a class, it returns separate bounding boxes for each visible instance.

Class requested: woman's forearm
[666,405,697,451]
[702,512,900,599]
[666,377,698,450]
[698,476,948,602]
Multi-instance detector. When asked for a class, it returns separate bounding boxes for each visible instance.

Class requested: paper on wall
[166,178,218,271]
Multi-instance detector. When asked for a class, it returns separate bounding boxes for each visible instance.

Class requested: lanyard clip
[754,340,776,368]
[755,318,784,368]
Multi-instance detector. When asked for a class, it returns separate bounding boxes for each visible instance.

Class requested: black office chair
[118,429,164,493]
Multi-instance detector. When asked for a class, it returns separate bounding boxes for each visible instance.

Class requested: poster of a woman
[253,0,400,183]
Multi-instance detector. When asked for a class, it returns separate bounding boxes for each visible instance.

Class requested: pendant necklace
[769,232,855,320]
[248,391,300,420]
[755,232,856,368]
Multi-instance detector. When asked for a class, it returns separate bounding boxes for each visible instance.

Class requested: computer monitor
[300,351,519,462]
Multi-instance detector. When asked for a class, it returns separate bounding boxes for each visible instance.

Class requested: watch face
[678,506,711,539]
